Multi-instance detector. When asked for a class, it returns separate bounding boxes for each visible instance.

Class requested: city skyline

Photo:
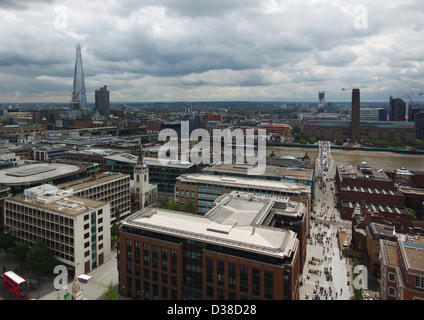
[0,1,423,103]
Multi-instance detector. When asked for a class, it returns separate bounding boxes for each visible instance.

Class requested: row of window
[206,258,274,299]
[125,240,178,273]
[6,203,74,227]
[126,277,178,300]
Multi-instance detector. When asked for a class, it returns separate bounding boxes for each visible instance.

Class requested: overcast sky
[1,0,423,104]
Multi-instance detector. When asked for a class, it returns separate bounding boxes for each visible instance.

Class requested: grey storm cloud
[0,0,423,102]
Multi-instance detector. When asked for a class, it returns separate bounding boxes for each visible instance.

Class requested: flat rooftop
[8,194,105,216]
[104,153,194,169]
[58,172,129,191]
[0,163,85,186]
[177,173,311,195]
[203,163,314,181]
[338,163,391,180]
[124,204,298,259]
[340,185,402,196]
[401,237,424,272]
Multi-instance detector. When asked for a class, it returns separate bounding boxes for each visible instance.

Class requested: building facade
[95,85,110,116]
[58,172,131,225]
[133,149,158,210]
[118,191,301,300]
[175,173,311,216]
[380,235,424,300]
[4,185,111,275]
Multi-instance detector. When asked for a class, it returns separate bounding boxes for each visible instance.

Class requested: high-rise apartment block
[95,85,110,116]
[389,96,406,121]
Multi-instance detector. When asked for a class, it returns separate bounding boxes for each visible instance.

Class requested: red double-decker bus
[3,271,28,298]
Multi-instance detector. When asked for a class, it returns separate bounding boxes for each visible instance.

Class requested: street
[299,178,353,300]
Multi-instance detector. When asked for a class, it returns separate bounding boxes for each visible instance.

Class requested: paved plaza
[0,249,124,300]
[299,178,354,300]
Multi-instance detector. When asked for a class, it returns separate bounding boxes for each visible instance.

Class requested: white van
[78,274,92,283]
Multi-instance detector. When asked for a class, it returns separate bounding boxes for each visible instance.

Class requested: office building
[69,44,87,119]
[105,153,195,193]
[33,146,67,162]
[389,96,406,121]
[95,85,110,116]
[202,162,315,196]
[58,172,131,225]
[62,148,122,172]
[118,191,301,300]
[4,185,111,275]
[0,162,97,194]
[175,173,311,215]
[416,112,424,140]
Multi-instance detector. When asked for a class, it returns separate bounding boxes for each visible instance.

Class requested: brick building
[118,191,301,300]
[380,235,424,300]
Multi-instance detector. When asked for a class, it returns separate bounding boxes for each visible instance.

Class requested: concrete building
[34,146,67,162]
[389,97,406,121]
[202,162,315,198]
[4,185,111,276]
[58,172,131,225]
[94,85,110,116]
[62,148,122,172]
[105,153,195,194]
[0,162,96,194]
[118,191,301,300]
[175,173,311,216]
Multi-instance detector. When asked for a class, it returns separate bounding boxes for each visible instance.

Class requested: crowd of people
[302,178,351,300]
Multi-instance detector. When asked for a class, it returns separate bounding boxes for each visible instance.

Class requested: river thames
[268,146,424,177]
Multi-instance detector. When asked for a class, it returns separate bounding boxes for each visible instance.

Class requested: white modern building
[4,184,111,275]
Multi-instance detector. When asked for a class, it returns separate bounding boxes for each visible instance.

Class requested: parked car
[343,241,348,247]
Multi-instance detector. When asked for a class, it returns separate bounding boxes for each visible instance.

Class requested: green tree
[26,240,57,275]
[292,125,302,135]
[157,198,170,208]
[407,208,417,221]
[184,199,195,213]
[333,136,344,146]
[115,207,121,224]
[11,243,29,267]
[166,200,179,211]
[104,281,119,300]
[111,223,119,249]
[0,232,15,257]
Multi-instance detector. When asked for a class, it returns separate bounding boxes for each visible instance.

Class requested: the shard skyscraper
[69,43,87,119]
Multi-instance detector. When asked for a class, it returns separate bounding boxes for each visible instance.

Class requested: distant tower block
[95,85,110,116]
[351,88,361,142]
[69,44,87,119]
[318,91,325,108]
